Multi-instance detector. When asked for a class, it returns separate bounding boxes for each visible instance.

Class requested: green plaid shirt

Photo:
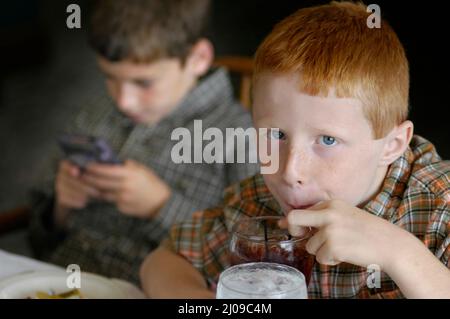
[170,135,450,298]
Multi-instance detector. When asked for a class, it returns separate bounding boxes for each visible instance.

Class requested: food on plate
[29,288,83,299]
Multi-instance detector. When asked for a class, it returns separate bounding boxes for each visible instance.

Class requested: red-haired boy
[140,2,450,298]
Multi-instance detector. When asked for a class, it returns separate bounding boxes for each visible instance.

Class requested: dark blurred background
[1,0,449,253]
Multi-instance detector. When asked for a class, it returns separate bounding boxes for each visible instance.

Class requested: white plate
[0,270,129,299]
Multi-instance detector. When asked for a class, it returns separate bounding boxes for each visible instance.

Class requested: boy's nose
[116,83,138,112]
[281,148,309,186]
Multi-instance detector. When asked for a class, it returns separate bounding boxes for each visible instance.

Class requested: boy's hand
[82,160,171,218]
[54,160,100,226]
[279,199,416,270]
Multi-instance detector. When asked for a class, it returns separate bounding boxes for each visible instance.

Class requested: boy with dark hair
[29,0,258,284]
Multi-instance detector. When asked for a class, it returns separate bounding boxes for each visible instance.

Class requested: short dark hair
[88,0,211,63]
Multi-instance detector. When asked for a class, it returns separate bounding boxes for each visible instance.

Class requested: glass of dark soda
[229,216,315,285]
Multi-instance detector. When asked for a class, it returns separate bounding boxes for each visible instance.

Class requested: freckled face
[252,72,387,214]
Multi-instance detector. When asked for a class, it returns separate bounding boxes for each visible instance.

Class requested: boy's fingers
[279,217,313,237]
[305,230,327,255]
[288,224,309,237]
[60,174,99,197]
[68,165,80,177]
[60,160,80,177]
[85,163,126,180]
[315,242,340,266]
[287,209,329,228]
[72,179,99,197]
[59,191,87,209]
[81,173,122,192]
[99,191,117,203]
[82,184,100,197]
[124,159,138,167]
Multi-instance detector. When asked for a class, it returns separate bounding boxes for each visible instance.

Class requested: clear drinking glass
[216,262,308,299]
[229,216,315,285]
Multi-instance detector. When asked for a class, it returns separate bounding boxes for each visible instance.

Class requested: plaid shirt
[28,68,259,284]
[170,135,450,298]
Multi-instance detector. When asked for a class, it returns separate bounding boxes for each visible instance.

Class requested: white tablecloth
[0,249,146,298]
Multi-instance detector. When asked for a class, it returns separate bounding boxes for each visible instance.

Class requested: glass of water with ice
[216,262,308,299]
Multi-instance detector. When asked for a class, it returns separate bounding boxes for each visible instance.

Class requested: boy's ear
[185,39,214,77]
[379,120,414,166]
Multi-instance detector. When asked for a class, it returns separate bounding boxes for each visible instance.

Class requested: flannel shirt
[170,135,450,298]
[28,68,259,284]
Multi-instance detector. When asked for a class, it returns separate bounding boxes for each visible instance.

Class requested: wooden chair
[0,55,255,237]
[213,56,254,109]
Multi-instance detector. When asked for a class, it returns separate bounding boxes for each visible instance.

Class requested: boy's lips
[285,200,322,211]
[288,203,316,210]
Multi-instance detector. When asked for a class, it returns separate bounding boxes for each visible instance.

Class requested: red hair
[254,1,409,138]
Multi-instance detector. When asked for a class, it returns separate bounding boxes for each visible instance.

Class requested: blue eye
[270,129,285,140]
[319,136,337,146]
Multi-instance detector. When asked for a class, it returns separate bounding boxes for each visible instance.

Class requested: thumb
[68,164,81,178]
[124,159,138,167]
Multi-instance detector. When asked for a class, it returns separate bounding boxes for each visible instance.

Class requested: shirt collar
[363,135,439,219]
[163,67,235,128]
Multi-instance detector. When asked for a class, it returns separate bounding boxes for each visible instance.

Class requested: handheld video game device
[58,133,122,168]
